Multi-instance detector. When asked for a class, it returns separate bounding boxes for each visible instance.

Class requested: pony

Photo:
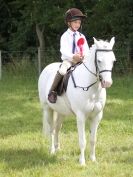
[38,37,116,165]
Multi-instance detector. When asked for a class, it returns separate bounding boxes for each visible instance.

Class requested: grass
[0,66,132,177]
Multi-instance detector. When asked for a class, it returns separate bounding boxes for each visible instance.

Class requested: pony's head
[93,37,116,88]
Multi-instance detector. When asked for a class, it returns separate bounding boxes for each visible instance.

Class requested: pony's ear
[110,37,115,48]
[93,37,98,46]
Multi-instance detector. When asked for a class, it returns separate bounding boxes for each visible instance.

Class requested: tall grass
[0,62,132,177]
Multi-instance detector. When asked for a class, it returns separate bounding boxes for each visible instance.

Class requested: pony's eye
[97,60,102,63]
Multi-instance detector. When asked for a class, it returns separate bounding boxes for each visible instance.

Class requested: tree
[0,0,133,63]
[7,0,77,64]
[87,0,133,43]
[0,0,13,50]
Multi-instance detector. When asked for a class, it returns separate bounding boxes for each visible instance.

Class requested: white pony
[38,37,116,165]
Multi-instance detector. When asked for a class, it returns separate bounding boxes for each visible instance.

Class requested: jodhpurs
[58,60,72,75]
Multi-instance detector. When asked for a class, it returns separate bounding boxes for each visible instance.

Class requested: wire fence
[0,45,133,80]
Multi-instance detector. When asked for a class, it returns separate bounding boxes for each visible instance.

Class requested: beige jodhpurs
[58,60,72,75]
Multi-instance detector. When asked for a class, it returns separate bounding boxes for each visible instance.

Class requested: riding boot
[48,71,63,103]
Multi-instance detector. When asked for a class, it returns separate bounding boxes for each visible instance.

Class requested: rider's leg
[48,71,63,103]
[48,60,72,103]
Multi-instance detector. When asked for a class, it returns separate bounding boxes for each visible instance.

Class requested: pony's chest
[84,91,106,114]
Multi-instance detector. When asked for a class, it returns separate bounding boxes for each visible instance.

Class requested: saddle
[56,62,82,96]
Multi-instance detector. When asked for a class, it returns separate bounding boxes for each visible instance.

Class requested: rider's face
[68,19,81,31]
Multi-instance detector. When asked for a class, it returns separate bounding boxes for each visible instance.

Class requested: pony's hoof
[55,144,61,152]
[90,155,96,162]
[50,148,56,155]
[79,156,86,166]
[80,161,86,166]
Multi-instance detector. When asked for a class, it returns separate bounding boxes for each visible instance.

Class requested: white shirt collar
[67,28,78,36]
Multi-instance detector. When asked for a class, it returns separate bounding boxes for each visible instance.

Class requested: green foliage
[0,0,133,54]
[87,0,133,41]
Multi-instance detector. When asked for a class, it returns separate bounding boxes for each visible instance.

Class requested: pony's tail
[42,108,58,137]
[43,114,50,136]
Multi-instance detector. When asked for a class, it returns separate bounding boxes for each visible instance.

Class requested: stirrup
[48,91,57,103]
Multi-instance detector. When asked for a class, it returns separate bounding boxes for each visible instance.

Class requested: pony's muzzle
[101,80,113,88]
[100,72,113,88]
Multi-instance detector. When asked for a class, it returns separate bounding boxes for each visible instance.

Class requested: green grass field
[0,67,132,177]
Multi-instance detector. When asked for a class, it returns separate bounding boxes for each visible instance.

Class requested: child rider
[48,8,90,103]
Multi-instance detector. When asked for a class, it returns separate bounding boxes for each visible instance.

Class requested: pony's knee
[94,102,103,113]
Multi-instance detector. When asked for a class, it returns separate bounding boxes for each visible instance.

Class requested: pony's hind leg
[54,112,63,151]
[43,104,56,154]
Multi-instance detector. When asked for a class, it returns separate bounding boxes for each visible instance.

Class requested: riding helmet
[65,8,86,23]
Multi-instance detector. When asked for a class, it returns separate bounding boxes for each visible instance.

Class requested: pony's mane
[90,44,96,51]
[90,39,110,52]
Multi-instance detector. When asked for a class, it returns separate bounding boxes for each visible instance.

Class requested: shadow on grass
[111,145,133,153]
[0,148,57,170]
[109,145,133,164]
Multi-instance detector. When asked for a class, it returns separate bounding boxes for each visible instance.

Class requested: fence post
[0,50,2,80]
[38,47,41,75]
[127,41,131,73]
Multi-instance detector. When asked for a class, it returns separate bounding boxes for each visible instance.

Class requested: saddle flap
[56,62,82,96]
[56,70,72,96]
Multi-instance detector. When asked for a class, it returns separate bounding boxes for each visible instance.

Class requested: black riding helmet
[65,8,87,23]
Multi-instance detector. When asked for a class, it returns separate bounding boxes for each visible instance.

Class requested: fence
[0,45,133,79]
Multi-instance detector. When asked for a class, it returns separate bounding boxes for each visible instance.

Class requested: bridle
[71,49,113,91]
[95,49,113,74]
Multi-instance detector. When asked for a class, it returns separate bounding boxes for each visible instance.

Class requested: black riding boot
[48,72,63,103]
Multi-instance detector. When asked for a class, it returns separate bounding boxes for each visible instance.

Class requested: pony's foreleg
[90,111,103,162]
[76,112,86,166]
[43,105,55,154]
[54,112,63,151]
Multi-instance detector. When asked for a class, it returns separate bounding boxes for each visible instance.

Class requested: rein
[71,73,98,91]
[71,49,113,91]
